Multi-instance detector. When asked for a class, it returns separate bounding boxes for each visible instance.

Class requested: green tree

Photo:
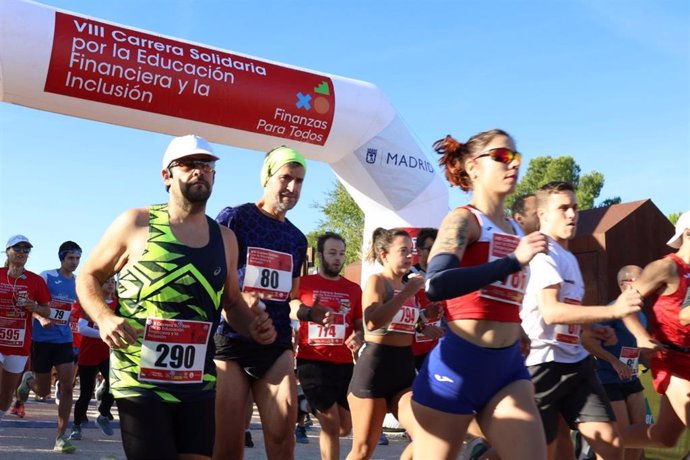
[668,212,681,226]
[308,180,364,265]
[507,156,617,212]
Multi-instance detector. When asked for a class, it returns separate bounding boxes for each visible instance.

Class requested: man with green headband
[214,145,322,459]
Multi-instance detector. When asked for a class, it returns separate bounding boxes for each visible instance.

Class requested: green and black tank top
[112,204,227,402]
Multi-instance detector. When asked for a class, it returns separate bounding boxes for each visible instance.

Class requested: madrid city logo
[295,81,331,115]
[366,148,378,164]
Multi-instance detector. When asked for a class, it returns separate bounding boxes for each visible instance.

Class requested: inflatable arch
[0,0,449,278]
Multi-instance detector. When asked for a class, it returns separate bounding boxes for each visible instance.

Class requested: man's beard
[321,260,342,278]
[181,181,211,203]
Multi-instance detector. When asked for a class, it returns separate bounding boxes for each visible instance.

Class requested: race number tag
[388,293,419,334]
[139,318,212,384]
[554,324,581,345]
[415,318,441,343]
[307,312,346,346]
[48,299,72,326]
[243,247,293,301]
[619,346,640,377]
[480,234,527,306]
[0,317,26,347]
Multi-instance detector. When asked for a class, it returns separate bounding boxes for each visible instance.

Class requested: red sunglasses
[473,148,521,164]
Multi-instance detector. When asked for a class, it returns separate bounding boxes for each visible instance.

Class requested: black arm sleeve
[424,252,522,301]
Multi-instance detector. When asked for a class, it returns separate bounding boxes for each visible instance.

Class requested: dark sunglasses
[169,159,216,173]
[473,147,521,164]
[11,245,31,254]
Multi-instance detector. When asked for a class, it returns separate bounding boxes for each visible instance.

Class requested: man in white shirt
[521,181,643,460]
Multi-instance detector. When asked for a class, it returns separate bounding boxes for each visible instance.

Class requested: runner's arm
[77,208,145,348]
[220,227,276,344]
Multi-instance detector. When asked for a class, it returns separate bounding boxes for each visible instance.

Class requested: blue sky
[1,0,688,274]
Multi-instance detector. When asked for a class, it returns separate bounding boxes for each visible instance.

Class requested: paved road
[1,391,409,459]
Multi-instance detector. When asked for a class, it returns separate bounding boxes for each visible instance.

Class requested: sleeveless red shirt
[445,206,527,323]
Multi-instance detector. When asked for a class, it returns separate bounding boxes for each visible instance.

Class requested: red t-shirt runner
[295,274,362,364]
[0,267,52,356]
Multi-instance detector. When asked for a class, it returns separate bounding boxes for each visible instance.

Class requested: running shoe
[96,415,114,436]
[295,425,309,444]
[244,430,254,448]
[54,435,77,453]
[69,424,82,441]
[10,400,25,418]
[16,371,33,402]
[55,380,61,406]
[378,432,389,446]
[459,437,489,460]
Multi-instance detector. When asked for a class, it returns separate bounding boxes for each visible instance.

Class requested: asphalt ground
[0,389,409,459]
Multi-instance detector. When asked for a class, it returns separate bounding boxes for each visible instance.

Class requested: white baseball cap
[6,234,33,249]
[162,135,219,170]
[667,210,690,249]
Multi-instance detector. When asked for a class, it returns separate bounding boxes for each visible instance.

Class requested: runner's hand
[37,315,55,329]
[249,308,276,345]
[311,295,335,325]
[423,302,443,321]
[611,359,633,381]
[98,314,140,349]
[513,232,548,266]
[611,289,642,319]
[401,276,425,298]
[420,324,445,339]
[345,330,364,354]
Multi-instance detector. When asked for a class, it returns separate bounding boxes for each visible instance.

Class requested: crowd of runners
[0,131,688,460]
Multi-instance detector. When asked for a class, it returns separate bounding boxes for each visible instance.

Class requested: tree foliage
[506,156,617,212]
[668,212,681,226]
[308,180,364,265]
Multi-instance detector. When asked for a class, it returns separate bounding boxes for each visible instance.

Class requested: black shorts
[348,342,415,404]
[31,341,74,373]
[297,359,353,413]
[603,379,644,402]
[214,335,291,380]
[529,356,615,443]
[116,396,214,458]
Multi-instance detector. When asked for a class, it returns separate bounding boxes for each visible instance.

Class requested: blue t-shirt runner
[215,202,307,350]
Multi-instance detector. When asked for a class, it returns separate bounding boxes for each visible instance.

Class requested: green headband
[260,146,307,186]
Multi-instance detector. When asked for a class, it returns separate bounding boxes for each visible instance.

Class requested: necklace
[5,267,26,305]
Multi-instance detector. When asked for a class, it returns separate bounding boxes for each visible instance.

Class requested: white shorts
[0,353,29,374]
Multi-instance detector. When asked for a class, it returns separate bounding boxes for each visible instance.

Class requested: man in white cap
[213,145,313,459]
[620,210,690,449]
[76,134,276,459]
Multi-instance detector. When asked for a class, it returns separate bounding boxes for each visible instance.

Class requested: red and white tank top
[445,206,527,323]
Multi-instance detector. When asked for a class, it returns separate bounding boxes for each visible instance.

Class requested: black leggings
[74,359,114,425]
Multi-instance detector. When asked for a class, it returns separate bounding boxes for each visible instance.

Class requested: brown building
[570,199,675,305]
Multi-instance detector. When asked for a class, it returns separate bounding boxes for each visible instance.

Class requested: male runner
[17,240,82,453]
[76,134,275,459]
[521,181,643,460]
[213,145,309,459]
[292,232,363,460]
